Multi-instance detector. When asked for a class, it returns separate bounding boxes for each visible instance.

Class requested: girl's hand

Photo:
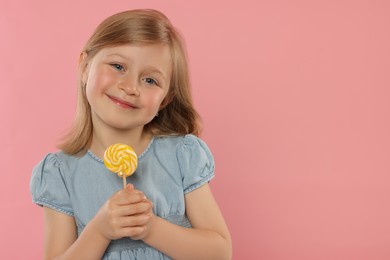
[89,184,153,241]
[129,197,155,241]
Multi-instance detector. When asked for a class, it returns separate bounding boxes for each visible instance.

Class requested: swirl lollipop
[104,143,138,188]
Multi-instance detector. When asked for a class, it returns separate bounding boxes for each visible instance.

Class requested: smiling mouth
[107,95,137,109]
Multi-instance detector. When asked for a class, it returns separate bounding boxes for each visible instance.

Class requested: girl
[30,9,232,260]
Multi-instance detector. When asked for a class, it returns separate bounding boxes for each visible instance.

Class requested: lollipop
[104,143,138,188]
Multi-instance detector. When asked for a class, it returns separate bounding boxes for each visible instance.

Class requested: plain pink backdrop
[1,0,390,259]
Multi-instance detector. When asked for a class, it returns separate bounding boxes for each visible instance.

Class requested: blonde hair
[58,9,201,155]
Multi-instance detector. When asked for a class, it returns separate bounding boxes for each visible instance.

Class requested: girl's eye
[111,64,124,71]
[144,78,158,86]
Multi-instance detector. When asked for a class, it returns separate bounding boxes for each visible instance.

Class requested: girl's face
[83,44,172,132]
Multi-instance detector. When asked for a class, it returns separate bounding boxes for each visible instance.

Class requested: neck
[89,124,152,159]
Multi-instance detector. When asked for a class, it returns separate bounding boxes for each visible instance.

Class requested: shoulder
[154,134,212,152]
[181,134,212,153]
[31,152,63,177]
[158,135,215,193]
[177,134,214,162]
[32,151,82,174]
[153,134,214,164]
[30,151,78,216]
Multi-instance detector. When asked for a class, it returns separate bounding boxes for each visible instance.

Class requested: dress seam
[32,198,74,216]
[87,137,155,163]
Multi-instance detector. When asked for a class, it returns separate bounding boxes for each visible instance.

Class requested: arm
[43,184,152,260]
[43,207,110,260]
[143,184,232,260]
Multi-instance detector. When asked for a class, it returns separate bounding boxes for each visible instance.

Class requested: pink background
[1,0,390,259]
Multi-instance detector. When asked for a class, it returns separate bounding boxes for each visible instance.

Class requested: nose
[119,77,140,96]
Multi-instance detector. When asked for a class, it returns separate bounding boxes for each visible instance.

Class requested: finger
[146,199,153,211]
[121,187,144,196]
[120,226,147,238]
[114,185,142,197]
[114,190,147,205]
[125,184,146,197]
[125,183,134,190]
[117,201,152,216]
[119,214,152,228]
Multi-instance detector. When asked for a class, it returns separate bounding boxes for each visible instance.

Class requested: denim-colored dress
[30,134,215,259]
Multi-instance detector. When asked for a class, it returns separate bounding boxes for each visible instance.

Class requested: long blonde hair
[58,9,201,155]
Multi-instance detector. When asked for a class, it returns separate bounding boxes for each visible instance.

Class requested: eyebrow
[107,53,129,60]
[144,67,168,81]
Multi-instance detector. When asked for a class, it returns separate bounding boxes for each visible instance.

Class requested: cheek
[85,68,111,99]
[85,84,94,105]
[85,75,98,104]
[151,91,168,107]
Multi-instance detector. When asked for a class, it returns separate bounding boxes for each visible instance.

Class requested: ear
[78,52,89,84]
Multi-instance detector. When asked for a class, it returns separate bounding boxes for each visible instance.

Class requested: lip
[107,95,138,109]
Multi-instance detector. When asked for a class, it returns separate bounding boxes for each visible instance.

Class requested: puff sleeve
[178,135,215,194]
[30,153,74,216]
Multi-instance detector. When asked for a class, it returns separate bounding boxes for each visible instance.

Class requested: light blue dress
[30,134,215,259]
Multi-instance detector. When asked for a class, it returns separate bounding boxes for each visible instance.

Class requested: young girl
[30,9,232,260]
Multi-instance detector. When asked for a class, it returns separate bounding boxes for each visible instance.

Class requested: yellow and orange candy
[104,143,138,188]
